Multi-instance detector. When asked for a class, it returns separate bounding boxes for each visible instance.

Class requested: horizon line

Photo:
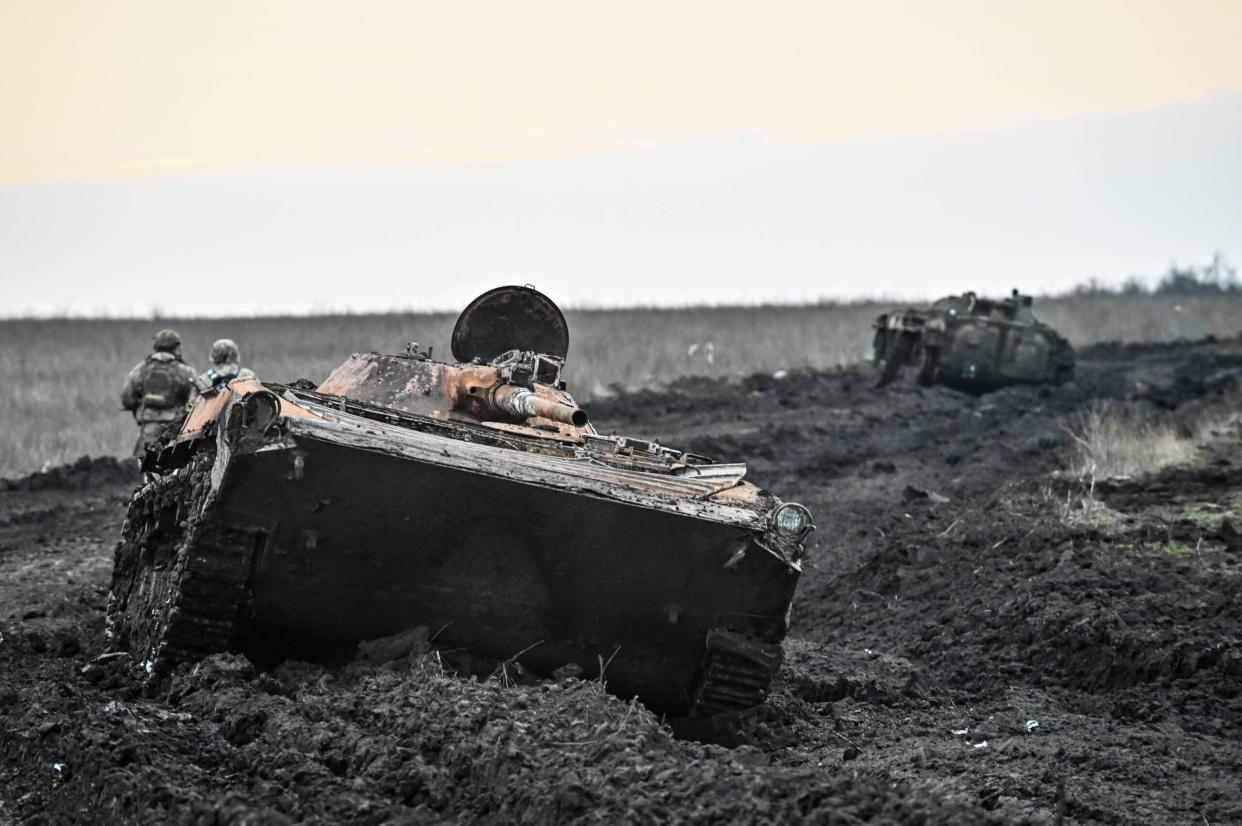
[0,286,1231,323]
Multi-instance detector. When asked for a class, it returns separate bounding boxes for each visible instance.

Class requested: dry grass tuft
[1065,401,1196,482]
[1065,389,1242,484]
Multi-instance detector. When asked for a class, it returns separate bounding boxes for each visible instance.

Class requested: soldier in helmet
[193,338,257,392]
[120,329,199,459]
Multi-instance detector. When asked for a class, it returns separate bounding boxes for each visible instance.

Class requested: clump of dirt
[1,456,137,493]
[2,641,1008,825]
[3,336,1242,824]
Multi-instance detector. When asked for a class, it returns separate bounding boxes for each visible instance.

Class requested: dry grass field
[4,303,1242,825]
[2,292,1240,478]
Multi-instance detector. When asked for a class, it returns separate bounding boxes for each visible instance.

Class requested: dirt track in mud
[3,337,1241,825]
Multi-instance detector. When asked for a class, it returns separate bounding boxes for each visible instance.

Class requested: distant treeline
[1072,253,1238,296]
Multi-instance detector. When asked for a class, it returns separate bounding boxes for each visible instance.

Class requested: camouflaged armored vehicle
[873,289,1074,391]
[108,286,812,718]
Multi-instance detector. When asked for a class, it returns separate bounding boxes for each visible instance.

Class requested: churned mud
[3,337,1241,824]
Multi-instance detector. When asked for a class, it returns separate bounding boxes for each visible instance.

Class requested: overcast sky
[2,0,1241,315]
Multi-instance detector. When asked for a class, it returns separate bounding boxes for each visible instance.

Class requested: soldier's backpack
[140,358,189,410]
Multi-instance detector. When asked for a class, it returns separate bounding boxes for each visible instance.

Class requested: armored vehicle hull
[109,288,811,718]
[874,290,1074,392]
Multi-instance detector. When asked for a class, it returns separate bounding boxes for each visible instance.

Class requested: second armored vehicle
[873,290,1074,391]
[108,286,812,719]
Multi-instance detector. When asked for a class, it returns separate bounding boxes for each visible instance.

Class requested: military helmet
[152,329,181,353]
[210,338,240,365]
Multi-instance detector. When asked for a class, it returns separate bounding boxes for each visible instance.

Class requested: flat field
[1,293,1240,477]
[2,331,1240,824]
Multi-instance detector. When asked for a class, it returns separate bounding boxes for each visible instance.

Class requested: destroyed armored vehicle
[108,286,812,718]
[873,289,1074,391]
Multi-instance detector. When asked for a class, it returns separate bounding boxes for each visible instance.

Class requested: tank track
[107,452,259,670]
[689,629,784,718]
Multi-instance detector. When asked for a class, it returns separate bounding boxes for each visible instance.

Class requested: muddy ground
[2,337,1241,825]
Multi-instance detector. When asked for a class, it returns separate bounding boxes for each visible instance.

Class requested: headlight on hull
[769,502,814,543]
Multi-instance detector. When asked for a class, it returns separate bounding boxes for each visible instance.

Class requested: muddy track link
[689,629,784,718]
[107,453,259,669]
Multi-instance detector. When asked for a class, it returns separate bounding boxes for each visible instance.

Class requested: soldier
[1011,290,1036,323]
[120,329,199,459]
[193,338,257,392]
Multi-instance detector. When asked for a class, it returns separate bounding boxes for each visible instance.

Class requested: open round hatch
[451,285,570,363]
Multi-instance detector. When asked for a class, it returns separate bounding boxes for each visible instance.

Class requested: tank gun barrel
[451,365,588,427]
[492,384,588,427]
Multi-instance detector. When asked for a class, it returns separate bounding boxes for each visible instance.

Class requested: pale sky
[2,0,1241,313]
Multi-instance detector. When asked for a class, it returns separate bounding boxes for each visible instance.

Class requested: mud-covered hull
[111,411,801,717]
[241,434,796,712]
[932,319,1073,391]
[873,310,1074,392]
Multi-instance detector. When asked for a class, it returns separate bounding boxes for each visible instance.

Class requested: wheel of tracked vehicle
[876,331,914,387]
[688,629,784,718]
[107,451,260,672]
[916,345,940,387]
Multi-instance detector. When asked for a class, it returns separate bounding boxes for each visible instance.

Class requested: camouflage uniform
[193,338,258,393]
[121,330,198,458]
